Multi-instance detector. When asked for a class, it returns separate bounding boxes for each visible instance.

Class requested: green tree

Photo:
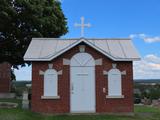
[0,0,68,69]
[148,87,160,100]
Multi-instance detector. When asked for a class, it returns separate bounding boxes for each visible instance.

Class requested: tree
[0,0,68,69]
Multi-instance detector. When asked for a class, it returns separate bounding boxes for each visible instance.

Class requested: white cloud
[134,54,160,79]
[144,54,160,64]
[129,33,160,43]
[129,33,146,39]
[144,37,160,43]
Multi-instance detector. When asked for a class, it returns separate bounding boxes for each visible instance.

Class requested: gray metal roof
[24,38,140,61]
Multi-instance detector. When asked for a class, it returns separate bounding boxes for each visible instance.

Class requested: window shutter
[44,69,58,97]
[108,69,122,96]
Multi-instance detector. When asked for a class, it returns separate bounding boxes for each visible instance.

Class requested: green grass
[135,105,160,113]
[0,99,160,120]
[0,98,22,108]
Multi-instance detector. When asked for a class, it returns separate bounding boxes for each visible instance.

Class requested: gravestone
[152,99,160,107]
[22,90,29,109]
[142,98,152,105]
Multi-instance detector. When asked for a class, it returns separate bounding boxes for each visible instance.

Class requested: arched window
[107,68,123,97]
[70,52,95,67]
[43,69,59,98]
[103,64,125,98]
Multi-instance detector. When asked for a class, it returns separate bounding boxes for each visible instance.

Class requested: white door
[70,53,95,113]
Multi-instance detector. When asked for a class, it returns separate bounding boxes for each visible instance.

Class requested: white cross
[74,17,91,37]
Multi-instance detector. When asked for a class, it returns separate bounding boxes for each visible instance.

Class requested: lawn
[0,99,160,120]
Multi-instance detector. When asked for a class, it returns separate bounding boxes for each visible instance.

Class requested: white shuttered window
[44,69,58,97]
[108,69,122,96]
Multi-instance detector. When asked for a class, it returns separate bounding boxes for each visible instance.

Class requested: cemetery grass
[0,100,160,120]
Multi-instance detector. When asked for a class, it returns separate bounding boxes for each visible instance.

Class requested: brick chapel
[24,37,140,114]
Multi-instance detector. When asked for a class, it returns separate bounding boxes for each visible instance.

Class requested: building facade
[24,38,140,114]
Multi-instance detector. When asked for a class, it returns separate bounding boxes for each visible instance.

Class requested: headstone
[142,98,152,105]
[152,100,158,106]
[22,90,29,109]
[0,93,16,98]
[0,102,18,108]
[152,99,160,107]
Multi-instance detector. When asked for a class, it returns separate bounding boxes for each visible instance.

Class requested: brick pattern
[0,62,11,93]
[31,43,133,113]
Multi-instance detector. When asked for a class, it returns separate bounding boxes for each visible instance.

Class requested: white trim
[106,95,124,99]
[70,52,95,67]
[57,70,63,75]
[48,64,53,69]
[41,96,60,99]
[95,58,102,65]
[121,71,126,75]
[103,70,108,75]
[63,58,70,65]
[112,64,117,69]
[39,70,44,75]
[25,58,140,61]
[24,39,140,61]
[70,110,95,113]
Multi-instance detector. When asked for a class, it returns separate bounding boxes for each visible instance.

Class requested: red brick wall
[0,62,11,93]
[31,43,133,113]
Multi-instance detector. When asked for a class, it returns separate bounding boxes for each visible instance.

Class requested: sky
[15,0,160,80]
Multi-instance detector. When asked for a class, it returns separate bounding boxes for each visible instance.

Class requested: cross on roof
[74,17,91,37]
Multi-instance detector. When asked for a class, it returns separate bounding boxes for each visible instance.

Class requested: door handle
[72,84,74,90]
[71,84,74,94]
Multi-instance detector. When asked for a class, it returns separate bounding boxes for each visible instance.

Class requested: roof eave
[24,58,141,62]
[24,38,141,62]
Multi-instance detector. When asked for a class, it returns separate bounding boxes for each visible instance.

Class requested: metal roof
[24,38,140,61]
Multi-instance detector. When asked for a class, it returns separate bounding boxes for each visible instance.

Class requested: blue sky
[15,0,160,80]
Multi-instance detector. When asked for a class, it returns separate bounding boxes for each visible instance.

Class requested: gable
[24,38,140,61]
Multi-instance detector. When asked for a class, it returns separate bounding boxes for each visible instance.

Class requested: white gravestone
[22,90,29,109]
